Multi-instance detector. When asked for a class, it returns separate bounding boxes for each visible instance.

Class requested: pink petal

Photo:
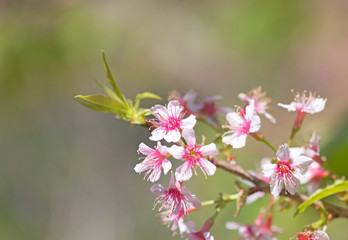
[169,171,176,189]
[277,144,291,161]
[226,112,243,125]
[181,114,197,129]
[167,100,183,114]
[262,160,275,178]
[200,143,218,156]
[164,129,181,143]
[148,168,162,183]
[181,187,202,209]
[168,145,185,159]
[150,184,165,196]
[313,231,330,240]
[175,162,193,182]
[245,100,255,120]
[225,221,241,230]
[292,155,313,173]
[156,142,168,155]
[284,174,300,195]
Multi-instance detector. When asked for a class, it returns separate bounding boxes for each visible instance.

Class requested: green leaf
[74,94,125,114]
[295,180,348,215]
[101,50,127,104]
[94,79,122,103]
[135,92,161,110]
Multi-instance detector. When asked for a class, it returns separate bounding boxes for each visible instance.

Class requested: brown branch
[208,156,348,219]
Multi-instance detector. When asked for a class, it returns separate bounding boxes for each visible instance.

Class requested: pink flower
[278,91,327,114]
[158,209,188,236]
[168,129,218,181]
[149,100,197,143]
[134,142,172,183]
[238,87,276,123]
[169,90,202,116]
[185,219,214,240]
[296,230,330,240]
[222,101,261,149]
[262,144,313,197]
[150,172,201,217]
[226,210,282,240]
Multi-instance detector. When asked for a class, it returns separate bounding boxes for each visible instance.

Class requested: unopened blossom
[134,142,172,183]
[185,219,214,240]
[168,129,218,181]
[150,172,201,217]
[149,100,197,143]
[226,210,282,240]
[222,100,261,149]
[262,144,313,197]
[296,230,330,240]
[239,87,276,123]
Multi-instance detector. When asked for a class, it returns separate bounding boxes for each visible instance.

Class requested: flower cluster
[132,88,331,239]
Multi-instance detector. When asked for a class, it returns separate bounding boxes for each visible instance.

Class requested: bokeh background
[1,0,348,239]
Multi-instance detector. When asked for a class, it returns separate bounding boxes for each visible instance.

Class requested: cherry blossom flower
[169,90,202,116]
[239,87,276,123]
[185,219,214,240]
[296,230,330,240]
[290,133,329,194]
[278,91,326,114]
[168,129,218,181]
[262,144,313,197]
[222,100,261,149]
[149,100,197,143]
[150,172,201,217]
[226,210,282,240]
[278,91,327,130]
[134,142,172,183]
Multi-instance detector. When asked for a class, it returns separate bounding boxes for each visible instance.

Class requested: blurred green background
[1,0,348,239]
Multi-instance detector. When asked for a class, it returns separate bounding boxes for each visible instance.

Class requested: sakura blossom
[158,209,188,236]
[168,129,218,182]
[239,87,276,123]
[262,144,313,197]
[222,100,261,149]
[169,90,202,116]
[185,220,214,240]
[296,230,330,240]
[150,172,201,217]
[226,210,282,240]
[134,142,172,183]
[149,100,197,143]
[278,91,327,114]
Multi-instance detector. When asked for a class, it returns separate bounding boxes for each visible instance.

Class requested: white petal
[149,128,166,141]
[200,143,218,156]
[284,174,300,195]
[162,159,172,175]
[231,134,247,149]
[151,105,169,118]
[264,111,276,123]
[167,100,183,115]
[222,132,234,145]
[181,187,201,209]
[245,100,255,119]
[181,114,197,129]
[307,98,327,114]
[277,144,291,161]
[313,230,330,240]
[226,112,243,125]
[238,93,248,101]
[164,130,181,143]
[277,102,296,112]
[249,115,261,133]
[182,129,196,145]
[150,184,165,196]
[289,147,305,158]
[148,169,162,183]
[134,163,150,173]
[138,142,154,155]
[270,176,283,197]
[156,142,168,155]
[225,221,241,230]
[199,158,216,176]
[262,161,275,178]
[246,192,265,205]
[175,162,193,182]
[168,145,185,159]
[292,155,313,173]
